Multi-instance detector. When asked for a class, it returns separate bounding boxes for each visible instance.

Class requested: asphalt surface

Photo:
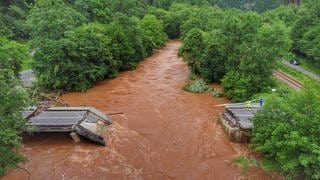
[282,60,320,82]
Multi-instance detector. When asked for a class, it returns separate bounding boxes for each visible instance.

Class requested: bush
[0,69,29,176]
[251,86,320,179]
[178,28,205,75]
[183,78,208,93]
[139,14,167,51]
[210,88,223,97]
[34,23,118,91]
[0,37,30,76]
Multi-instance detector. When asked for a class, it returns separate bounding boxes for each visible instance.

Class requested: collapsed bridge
[23,107,112,145]
[219,103,262,143]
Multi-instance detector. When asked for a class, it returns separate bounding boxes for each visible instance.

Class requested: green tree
[252,86,320,179]
[27,0,85,46]
[178,28,205,74]
[0,0,30,39]
[199,30,226,82]
[0,37,30,76]
[108,0,148,18]
[165,3,196,38]
[34,23,117,91]
[74,0,112,23]
[139,14,167,53]
[291,0,320,54]
[180,6,223,38]
[103,14,146,71]
[301,24,320,66]
[262,5,298,26]
[0,19,13,38]
[222,22,291,101]
[0,69,29,176]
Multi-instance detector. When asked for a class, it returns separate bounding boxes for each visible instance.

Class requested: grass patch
[294,55,320,75]
[232,156,257,175]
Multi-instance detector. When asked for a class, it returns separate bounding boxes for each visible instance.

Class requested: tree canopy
[179,8,291,101]
[0,37,30,76]
[252,86,320,179]
[0,69,29,176]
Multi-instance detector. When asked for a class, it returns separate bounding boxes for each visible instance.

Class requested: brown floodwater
[4,40,277,180]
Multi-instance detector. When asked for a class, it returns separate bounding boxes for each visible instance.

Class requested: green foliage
[0,69,29,176]
[74,0,112,23]
[0,0,30,40]
[27,0,85,45]
[151,0,207,9]
[210,88,223,97]
[74,0,148,21]
[232,156,257,175]
[0,19,13,38]
[199,30,226,82]
[165,3,196,38]
[108,13,147,70]
[108,0,148,18]
[139,14,167,51]
[65,23,118,91]
[180,8,291,102]
[252,86,320,179]
[26,0,169,91]
[222,22,291,101]
[178,28,205,74]
[0,37,30,75]
[34,23,118,91]
[180,6,223,38]
[183,78,208,93]
[300,24,320,66]
[262,5,298,26]
[291,0,320,66]
[104,21,137,71]
[213,0,283,12]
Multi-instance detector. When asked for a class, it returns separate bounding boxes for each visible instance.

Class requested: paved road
[19,69,35,86]
[282,60,320,82]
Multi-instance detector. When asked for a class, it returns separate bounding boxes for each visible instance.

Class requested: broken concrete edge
[70,132,81,143]
[218,113,251,143]
[75,125,106,146]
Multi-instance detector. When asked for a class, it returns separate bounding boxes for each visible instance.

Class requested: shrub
[0,37,30,76]
[210,88,223,97]
[251,86,320,179]
[34,23,118,92]
[0,69,29,176]
[183,78,208,93]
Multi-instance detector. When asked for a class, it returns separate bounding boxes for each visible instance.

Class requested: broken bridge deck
[23,107,112,145]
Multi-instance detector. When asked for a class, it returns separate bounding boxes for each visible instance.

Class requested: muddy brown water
[4,40,276,180]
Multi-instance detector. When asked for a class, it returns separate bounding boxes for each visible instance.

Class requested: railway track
[273,70,303,90]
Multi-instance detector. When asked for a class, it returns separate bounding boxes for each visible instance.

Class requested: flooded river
[4,40,275,179]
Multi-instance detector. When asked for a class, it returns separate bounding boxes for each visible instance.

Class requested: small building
[219,103,262,143]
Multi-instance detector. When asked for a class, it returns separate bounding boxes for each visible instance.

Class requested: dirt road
[4,40,274,180]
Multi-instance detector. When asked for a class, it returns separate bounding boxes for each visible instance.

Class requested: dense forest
[1,0,320,179]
